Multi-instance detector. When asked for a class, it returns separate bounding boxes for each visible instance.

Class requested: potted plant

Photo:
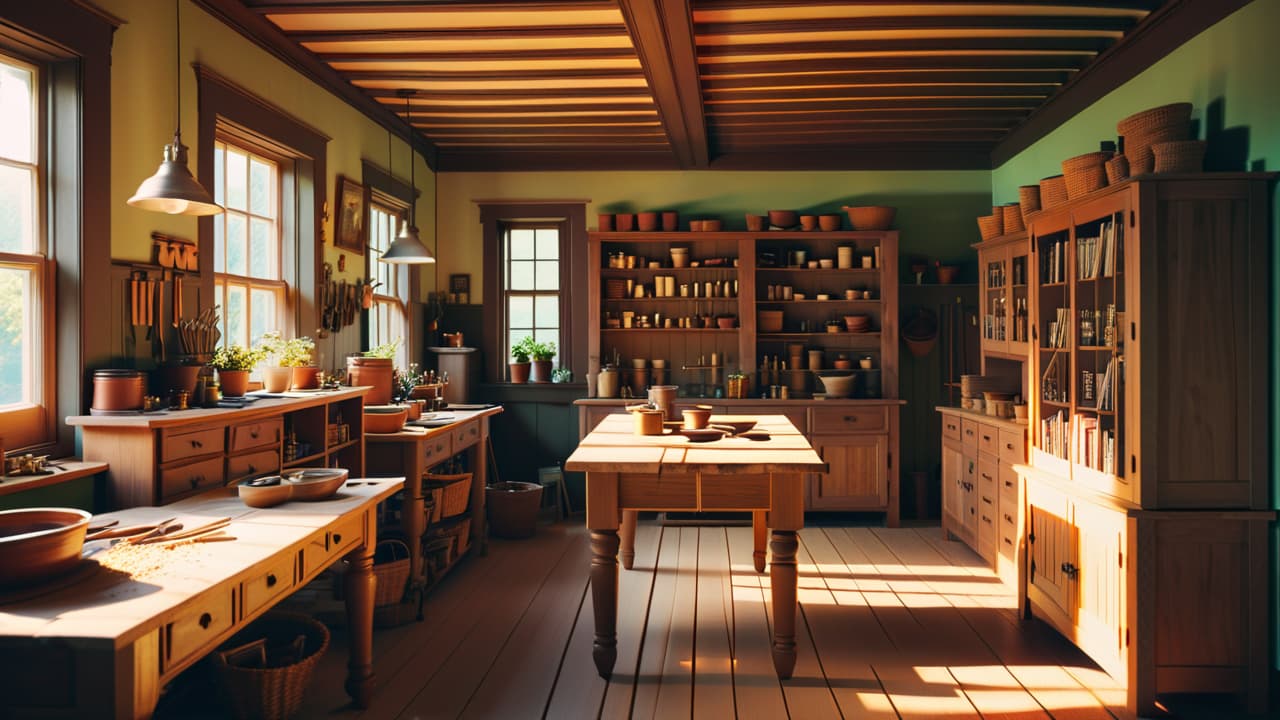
[254,331,292,393]
[279,336,319,390]
[509,336,535,384]
[348,339,399,405]
[210,344,264,397]
[529,339,556,383]
[393,363,426,420]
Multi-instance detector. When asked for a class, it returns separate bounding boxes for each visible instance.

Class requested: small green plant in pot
[529,339,556,383]
[348,338,400,404]
[509,336,535,384]
[210,344,264,397]
[278,336,318,389]
[254,331,292,392]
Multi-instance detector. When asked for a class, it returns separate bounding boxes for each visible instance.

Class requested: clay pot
[509,361,531,384]
[405,399,423,421]
[745,214,766,231]
[800,214,818,231]
[364,405,408,434]
[937,265,960,284]
[615,213,635,231]
[153,364,201,399]
[637,211,659,232]
[530,359,553,383]
[218,369,250,397]
[833,357,853,370]
[262,366,292,393]
[768,210,798,228]
[290,366,322,390]
[716,316,737,329]
[598,213,615,231]
[596,368,620,398]
[92,369,145,411]
[701,219,723,232]
[819,214,842,231]
[0,508,91,588]
[661,211,679,231]
[682,408,711,429]
[347,356,394,405]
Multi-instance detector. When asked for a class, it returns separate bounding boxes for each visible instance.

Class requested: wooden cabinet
[810,434,887,510]
[1016,173,1275,715]
[939,407,1024,581]
[976,231,1031,360]
[67,388,368,508]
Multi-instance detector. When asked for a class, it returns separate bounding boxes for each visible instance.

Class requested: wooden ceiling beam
[389,102,659,114]
[618,0,708,168]
[705,97,1041,112]
[697,36,1111,56]
[706,145,994,171]
[692,0,1160,11]
[702,69,1073,89]
[425,125,665,136]
[703,85,1056,101]
[325,67,645,81]
[699,54,1089,74]
[358,87,655,99]
[436,149,681,172]
[414,115,662,127]
[246,1,617,13]
[192,0,438,168]
[285,26,628,43]
[312,48,637,62]
[696,14,1137,36]
[706,108,1029,123]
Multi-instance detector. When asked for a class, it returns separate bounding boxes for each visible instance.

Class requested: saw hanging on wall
[318,262,367,333]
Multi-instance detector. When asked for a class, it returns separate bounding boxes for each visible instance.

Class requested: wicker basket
[1151,140,1207,174]
[1018,185,1041,219]
[426,472,473,518]
[1000,203,1025,233]
[1125,124,1188,175]
[976,213,1003,241]
[1117,102,1192,138]
[1039,175,1068,209]
[214,612,330,720]
[1105,154,1130,184]
[372,538,411,607]
[1061,151,1112,199]
[604,278,627,299]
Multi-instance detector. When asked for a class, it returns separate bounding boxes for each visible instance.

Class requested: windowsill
[478,383,587,404]
[0,458,107,498]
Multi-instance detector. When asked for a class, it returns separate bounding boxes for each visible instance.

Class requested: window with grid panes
[213,140,289,349]
[504,224,560,365]
[0,53,53,449]
[367,197,409,368]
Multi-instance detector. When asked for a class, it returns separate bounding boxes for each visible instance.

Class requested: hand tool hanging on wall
[172,272,183,329]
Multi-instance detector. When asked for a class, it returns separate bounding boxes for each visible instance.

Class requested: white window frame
[367,192,409,368]
[503,222,562,366]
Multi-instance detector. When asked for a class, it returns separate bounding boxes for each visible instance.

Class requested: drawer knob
[1004,480,1013,488]
[250,430,260,439]
[266,573,277,588]
[965,429,974,436]
[1004,513,1013,523]
[189,475,203,489]
[843,416,857,423]
[1006,443,1015,450]
[981,472,992,481]
[199,612,212,629]
[191,440,202,448]
[983,435,992,442]
[1004,537,1013,546]
[332,533,342,545]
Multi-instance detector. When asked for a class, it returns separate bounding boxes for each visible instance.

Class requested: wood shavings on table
[95,541,208,580]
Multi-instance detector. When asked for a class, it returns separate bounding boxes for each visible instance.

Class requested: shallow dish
[238,476,294,509]
[0,508,91,588]
[284,468,350,501]
[678,428,727,443]
[709,420,757,435]
[364,405,408,433]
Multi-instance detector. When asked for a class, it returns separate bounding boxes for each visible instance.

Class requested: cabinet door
[1026,480,1076,625]
[810,435,887,510]
[1072,500,1127,677]
[1008,237,1031,356]
[941,441,965,529]
[962,452,979,539]
[981,243,1010,355]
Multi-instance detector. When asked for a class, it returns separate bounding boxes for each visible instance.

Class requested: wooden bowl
[284,468,350,501]
[238,476,294,509]
[0,508,91,588]
[768,210,798,228]
[842,205,896,230]
[816,373,857,399]
[364,405,408,433]
[716,316,737,329]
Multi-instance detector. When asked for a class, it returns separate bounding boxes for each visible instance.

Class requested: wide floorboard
[293,521,1253,719]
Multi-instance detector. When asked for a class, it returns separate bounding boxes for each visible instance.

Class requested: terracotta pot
[219,369,250,397]
[615,213,635,232]
[800,214,818,231]
[637,211,659,232]
[661,211,679,231]
[745,214,766,231]
[405,399,424,421]
[291,366,322,390]
[937,265,960,284]
[819,214,842,231]
[682,408,711,429]
[0,508,91,588]
[347,356,394,405]
[510,361,531,384]
[262,366,292,393]
[530,359,553,383]
[92,369,145,411]
[598,213,615,231]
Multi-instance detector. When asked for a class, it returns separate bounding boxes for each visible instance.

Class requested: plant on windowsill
[254,331,292,393]
[509,336,535,384]
[210,344,265,397]
[278,335,319,390]
[348,338,400,405]
[530,340,556,383]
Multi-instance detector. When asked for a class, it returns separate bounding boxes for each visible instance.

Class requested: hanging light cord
[174,0,182,135]
[404,94,415,228]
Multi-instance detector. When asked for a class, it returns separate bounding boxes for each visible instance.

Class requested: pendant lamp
[127,0,222,216]
[380,91,435,264]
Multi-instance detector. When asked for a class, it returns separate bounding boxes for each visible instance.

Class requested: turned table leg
[769,530,798,679]
[619,510,637,570]
[344,541,377,707]
[590,530,620,678]
[752,511,767,573]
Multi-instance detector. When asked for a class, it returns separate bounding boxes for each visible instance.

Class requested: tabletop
[565,413,827,475]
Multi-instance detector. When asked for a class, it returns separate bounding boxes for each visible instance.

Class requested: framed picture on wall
[450,273,471,304]
[335,175,365,254]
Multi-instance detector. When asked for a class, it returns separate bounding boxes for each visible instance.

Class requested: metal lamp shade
[127,135,223,216]
[380,220,435,264]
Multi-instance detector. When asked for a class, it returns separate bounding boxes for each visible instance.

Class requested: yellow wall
[436,170,992,297]
[99,0,436,303]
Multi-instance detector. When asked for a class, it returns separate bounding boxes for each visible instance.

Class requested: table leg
[769,530,798,679]
[619,510,637,570]
[344,541,376,707]
[752,510,767,573]
[590,529,620,679]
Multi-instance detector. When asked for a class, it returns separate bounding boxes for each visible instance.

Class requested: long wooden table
[0,478,402,719]
[564,413,827,679]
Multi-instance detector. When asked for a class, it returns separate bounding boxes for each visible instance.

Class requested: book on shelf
[1046,307,1070,348]
[1097,356,1117,411]
[1071,412,1116,474]
[1041,237,1067,284]
[1040,410,1069,460]
[1075,219,1120,281]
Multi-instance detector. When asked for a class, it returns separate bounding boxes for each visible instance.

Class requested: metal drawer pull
[1004,480,1013,488]
[266,574,277,587]
[332,533,342,545]
[1060,562,1078,579]
[1004,513,1013,523]
[191,439,202,448]
[1006,442,1015,450]
[189,475,204,489]
[199,612,212,629]
[981,472,992,481]
[843,416,857,423]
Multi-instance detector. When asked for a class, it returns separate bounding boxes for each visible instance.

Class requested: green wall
[992,0,1280,669]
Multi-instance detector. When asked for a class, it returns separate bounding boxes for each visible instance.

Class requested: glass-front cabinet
[976,232,1030,359]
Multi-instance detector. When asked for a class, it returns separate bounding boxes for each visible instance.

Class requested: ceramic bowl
[238,476,294,509]
[716,316,737,329]
[682,408,711,429]
[768,210,798,228]
[842,205,896,231]
[364,404,408,433]
[284,468,350,501]
[709,419,757,435]
[0,508,91,588]
[819,214,842,231]
[816,373,857,399]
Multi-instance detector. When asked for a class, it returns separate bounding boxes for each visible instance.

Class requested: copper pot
[92,369,145,411]
[442,332,464,347]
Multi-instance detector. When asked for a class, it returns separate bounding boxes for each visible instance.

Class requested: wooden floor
[290,520,1251,720]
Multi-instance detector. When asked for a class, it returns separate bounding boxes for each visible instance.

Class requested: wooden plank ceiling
[241,1,1171,171]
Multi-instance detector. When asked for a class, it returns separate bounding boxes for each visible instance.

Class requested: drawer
[452,420,481,453]
[302,515,366,578]
[960,418,980,453]
[999,463,1020,504]
[618,473,696,510]
[230,417,282,453]
[998,427,1026,465]
[164,592,234,674]
[422,431,452,468]
[941,414,962,442]
[977,423,1000,457]
[810,406,887,434]
[977,495,998,554]
[700,474,770,510]
[241,553,296,619]
[999,508,1018,559]
[977,455,998,498]
[734,405,806,434]
[227,449,280,481]
[161,426,224,464]
[160,456,226,501]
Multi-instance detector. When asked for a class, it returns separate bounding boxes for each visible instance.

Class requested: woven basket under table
[372,538,412,607]
[426,472,473,518]
[214,612,330,720]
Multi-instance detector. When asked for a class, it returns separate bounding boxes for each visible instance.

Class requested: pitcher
[647,385,678,422]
